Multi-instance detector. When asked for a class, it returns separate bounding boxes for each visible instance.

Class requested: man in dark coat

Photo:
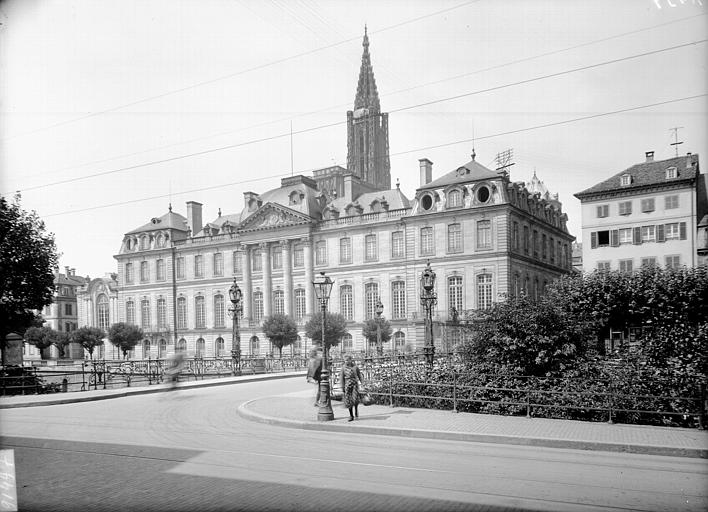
[306,348,323,406]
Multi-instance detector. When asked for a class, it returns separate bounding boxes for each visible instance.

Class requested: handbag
[361,392,373,406]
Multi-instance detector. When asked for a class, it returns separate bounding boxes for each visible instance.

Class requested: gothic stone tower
[346,28,391,191]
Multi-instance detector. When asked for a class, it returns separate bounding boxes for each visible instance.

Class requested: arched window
[97,294,110,331]
[447,189,462,208]
[157,298,167,329]
[195,296,206,328]
[294,289,306,320]
[214,295,224,328]
[391,281,406,319]
[143,339,150,358]
[342,333,353,352]
[364,283,379,319]
[215,337,225,357]
[250,336,260,355]
[196,338,205,357]
[448,276,463,313]
[477,274,493,309]
[273,290,285,316]
[253,292,264,321]
[126,300,135,325]
[340,285,353,321]
[177,297,187,329]
[177,338,187,352]
[141,299,151,329]
[159,339,167,358]
[394,331,405,352]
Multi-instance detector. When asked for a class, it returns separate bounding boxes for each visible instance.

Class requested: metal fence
[1,355,310,395]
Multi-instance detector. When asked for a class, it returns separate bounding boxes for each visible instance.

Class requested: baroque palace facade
[78,31,574,359]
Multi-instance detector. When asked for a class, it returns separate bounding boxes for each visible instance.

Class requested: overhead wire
[9,38,705,195]
[14,12,704,184]
[39,93,707,218]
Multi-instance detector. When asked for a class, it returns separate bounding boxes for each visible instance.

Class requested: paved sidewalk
[238,390,708,459]
[0,371,305,408]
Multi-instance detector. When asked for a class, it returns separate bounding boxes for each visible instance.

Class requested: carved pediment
[238,202,313,232]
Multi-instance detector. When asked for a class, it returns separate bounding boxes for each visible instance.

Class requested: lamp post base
[231,349,241,376]
[317,369,335,421]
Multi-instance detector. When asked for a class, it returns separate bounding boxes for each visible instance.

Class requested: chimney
[70,268,75,276]
[186,201,203,236]
[419,158,433,186]
[687,152,693,169]
[645,151,654,162]
[343,173,354,201]
[64,266,70,276]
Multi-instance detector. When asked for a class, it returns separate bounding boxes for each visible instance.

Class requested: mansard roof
[126,210,188,235]
[328,187,410,214]
[575,153,699,199]
[420,157,499,190]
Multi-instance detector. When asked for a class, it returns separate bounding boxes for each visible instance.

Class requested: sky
[1,0,706,279]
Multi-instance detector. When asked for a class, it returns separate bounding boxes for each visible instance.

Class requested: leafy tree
[304,312,348,353]
[457,293,592,376]
[108,322,143,359]
[0,195,59,365]
[53,331,71,358]
[262,314,298,358]
[24,326,55,359]
[362,316,392,355]
[70,326,105,360]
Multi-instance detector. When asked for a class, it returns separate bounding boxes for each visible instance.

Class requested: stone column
[281,240,293,317]
[303,237,314,316]
[242,245,252,321]
[261,242,272,318]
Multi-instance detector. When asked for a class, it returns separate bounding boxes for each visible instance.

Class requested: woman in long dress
[339,354,362,421]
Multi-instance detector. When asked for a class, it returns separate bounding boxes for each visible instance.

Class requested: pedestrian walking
[339,354,363,421]
[165,349,185,390]
[306,348,323,406]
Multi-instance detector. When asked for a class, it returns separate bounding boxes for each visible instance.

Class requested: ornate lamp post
[228,278,243,375]
[420,261,437,365]
[312,271,334,421]
[375,299,384,356]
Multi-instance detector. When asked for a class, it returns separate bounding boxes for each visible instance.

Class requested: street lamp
[228,278,243,375]
[420,261,437,365]
[312,271,334,421]
[375,299,384,356]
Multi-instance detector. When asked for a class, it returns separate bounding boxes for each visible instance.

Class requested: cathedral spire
[354,27,380,111]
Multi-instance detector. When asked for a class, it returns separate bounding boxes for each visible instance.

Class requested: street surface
[1,376,706,511]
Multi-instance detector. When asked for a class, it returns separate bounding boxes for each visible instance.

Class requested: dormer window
[289,190,303,205]
[447,189,462,208]
[665,167,677,179]
[620,174,632,186]
[420,193,434,211]
[476,185,490,203]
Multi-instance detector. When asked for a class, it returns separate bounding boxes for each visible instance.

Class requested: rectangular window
[596,205,609,218]
[315,241,327,265]
[195,255,204,278]
[665,195,679,209]
[477,274,492,309]
[156,259,165,281]
[619,201,632,216]
[273,290,285,315]
[176,257,185,279]
[447,224,462,253]
[391,231,404,258]
[641,226,655,243]
[232,251,242,274]
[549,236,555,262]
[512,222,519,251]
[641,198,655,213]
[125,263,134,284]
[157,299,167,329]
[448,276,463,312]
[641,257,657,268]
[177,298,187,329]
[391,281,406,319]
[252,249,262,272]
[365,234,378,261]
[294,289,306,320]
[213,253,223,276]
[592,230,610,248]
[364,283,379,320]
[664,223,680,240]
[140,261,149,282]
[126,301,135,325]
[64,303,72,315]
[195,296,206,328]
[597,261,611,271]
[420,227,434,256]
[141,300,151,330]
[665,255,681,268]
[619,259,633,273]
[476,220,491,249]
[619,228,633,244]
[293,245,304,267]
[532,230,539,258]
[340,285,353,321]
[272,247,282,270]
[213,295,224,328]
[541,234,547,260]
[523,226,530,254]
[339,238,352,264]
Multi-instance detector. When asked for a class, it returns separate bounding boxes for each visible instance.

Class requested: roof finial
[218,207,222,217]
[471,148,476,161]
[363,24,369,48]
[168,202,172,212]
[396,178,400,189]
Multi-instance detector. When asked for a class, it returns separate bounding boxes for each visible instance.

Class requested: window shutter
[680,222,687,240]
[633,227,642,245]
[596,206,602,218]
[656,224,665,243]
[610,230,619,247]
[591,232,598,249]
